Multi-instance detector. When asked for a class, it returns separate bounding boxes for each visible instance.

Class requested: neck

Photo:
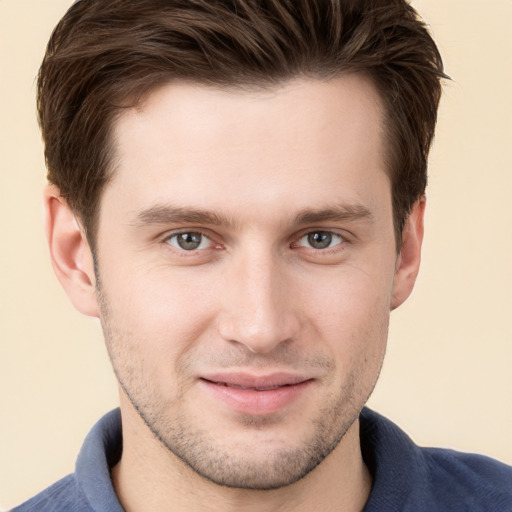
[112,397,372,512]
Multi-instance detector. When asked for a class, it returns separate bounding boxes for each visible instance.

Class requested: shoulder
[360,408,512,512]
[9,475,86,512]
[10,409,124,512]
[422,447,512,510]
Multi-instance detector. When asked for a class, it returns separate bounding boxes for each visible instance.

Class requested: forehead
[105,75,389,225]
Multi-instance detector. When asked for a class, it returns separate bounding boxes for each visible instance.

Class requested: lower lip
[200,379,313,416]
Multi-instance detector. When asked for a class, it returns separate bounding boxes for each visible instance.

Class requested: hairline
[80,72,409,254]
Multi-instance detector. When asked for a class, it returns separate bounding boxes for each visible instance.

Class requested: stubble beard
[97,284,384,490]
[119,375,362,490]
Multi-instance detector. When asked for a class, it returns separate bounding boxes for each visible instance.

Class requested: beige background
[1,0,511,509]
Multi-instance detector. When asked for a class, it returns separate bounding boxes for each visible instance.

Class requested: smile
[199,373,314,415]
[209,382,291,391]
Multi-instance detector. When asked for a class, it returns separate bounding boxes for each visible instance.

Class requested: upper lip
[200,372,312,390]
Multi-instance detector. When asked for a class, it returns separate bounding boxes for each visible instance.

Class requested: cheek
[302,264,393,363]
[99,264,219,370]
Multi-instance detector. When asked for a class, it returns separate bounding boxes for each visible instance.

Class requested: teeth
[216,382,285,391]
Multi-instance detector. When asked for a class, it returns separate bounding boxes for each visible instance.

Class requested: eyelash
[293,231,345,252]
[161,229,348,256]
[163,230,218,253]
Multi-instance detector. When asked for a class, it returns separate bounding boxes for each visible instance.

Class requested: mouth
[199,373,314,415]
[206,381,295,391]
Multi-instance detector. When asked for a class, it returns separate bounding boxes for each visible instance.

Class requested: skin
[45,75,424,512]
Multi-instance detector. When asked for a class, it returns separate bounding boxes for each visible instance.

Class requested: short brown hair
[37,0,446,248]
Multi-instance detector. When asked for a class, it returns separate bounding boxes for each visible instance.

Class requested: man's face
[93,76,404,489]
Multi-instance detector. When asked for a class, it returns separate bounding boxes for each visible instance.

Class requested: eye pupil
[308,231,332,249]
[177,232,202,250]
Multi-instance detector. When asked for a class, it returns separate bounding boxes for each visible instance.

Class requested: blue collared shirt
[11,408,512,511]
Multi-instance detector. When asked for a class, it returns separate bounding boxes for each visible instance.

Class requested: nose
[217,249,301,354]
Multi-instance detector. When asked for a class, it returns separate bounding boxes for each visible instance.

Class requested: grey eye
[167,232,211,251]
[298,231,343,250]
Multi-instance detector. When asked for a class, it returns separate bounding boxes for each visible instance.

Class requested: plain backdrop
[1,0,511,509]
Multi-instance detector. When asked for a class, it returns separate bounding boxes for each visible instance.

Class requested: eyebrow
[133,205,237,228]
[292,204,373,225]
[132,203,373,229]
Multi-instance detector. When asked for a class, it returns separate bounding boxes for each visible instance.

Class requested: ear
[391,197,426,310]
[44,185,99,317]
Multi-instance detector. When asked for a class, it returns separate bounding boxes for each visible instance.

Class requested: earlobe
[44,185,99,317]
[391,197,426,310]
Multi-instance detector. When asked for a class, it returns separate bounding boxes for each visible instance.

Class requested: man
[11,0,512,511]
